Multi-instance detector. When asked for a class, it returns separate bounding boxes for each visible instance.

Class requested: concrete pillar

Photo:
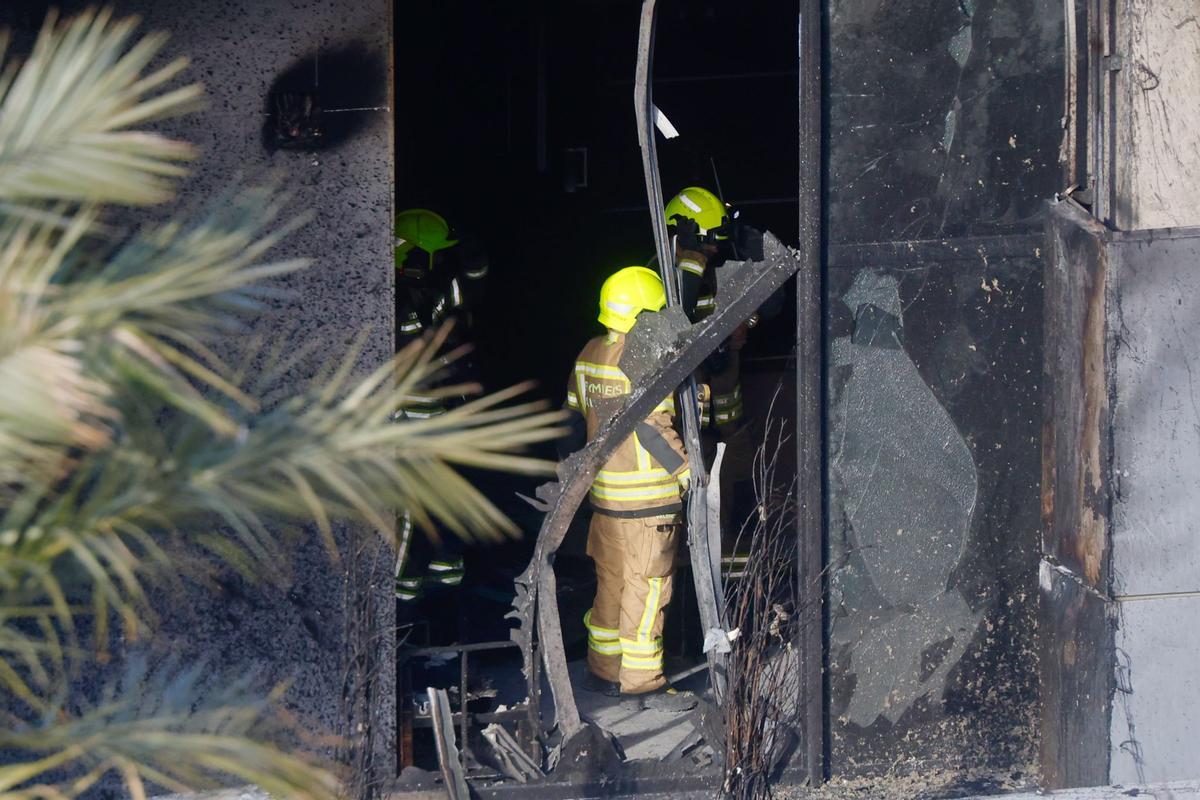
[107,0,396,783]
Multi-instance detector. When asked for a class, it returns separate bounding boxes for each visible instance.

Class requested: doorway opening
[392,0,804,782]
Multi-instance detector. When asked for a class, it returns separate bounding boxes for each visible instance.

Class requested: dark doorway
[394,0,803,774]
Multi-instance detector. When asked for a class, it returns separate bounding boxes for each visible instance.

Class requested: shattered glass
[829,270,981,727]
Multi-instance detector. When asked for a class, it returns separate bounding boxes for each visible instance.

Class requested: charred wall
[825,0,1062,783]
[2,0,397,786]
[1039,204,1200,788]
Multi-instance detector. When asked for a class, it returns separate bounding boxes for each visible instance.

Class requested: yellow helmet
[395,208,458,269]
[664,186,730,240]
[598,266,666,333]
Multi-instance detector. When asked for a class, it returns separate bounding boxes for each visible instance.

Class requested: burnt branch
[722,393,807,800]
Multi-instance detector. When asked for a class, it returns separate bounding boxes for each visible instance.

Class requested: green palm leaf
[1,9,567,797]
[0,8,200,208]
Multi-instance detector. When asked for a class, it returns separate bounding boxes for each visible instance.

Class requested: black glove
[733,223,765,262]
[670,215,704,253]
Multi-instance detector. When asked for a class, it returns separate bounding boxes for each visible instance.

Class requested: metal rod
[634,0,729,701]
[460,652,469,766]
[667,661,710,684]
[408,640,519,657]
[796,0,826,786]
[1061,0,1079,188]
[606,69,800,86]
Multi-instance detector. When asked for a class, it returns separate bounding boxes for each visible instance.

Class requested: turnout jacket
[676,245,744,429]
[565,331,691,518]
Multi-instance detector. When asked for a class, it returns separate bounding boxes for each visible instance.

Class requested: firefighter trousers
[584,512,682,694]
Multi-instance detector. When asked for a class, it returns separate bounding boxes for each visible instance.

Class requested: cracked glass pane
[829,270,981,728]
[825,256,1043,779]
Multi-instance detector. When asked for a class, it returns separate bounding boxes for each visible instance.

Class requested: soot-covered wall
[11,0,397,784]
[826,0,1062,782]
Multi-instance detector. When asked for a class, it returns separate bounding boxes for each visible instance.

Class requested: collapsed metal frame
[501,0,827,785]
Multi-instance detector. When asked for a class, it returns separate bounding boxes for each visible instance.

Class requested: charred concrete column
[96,0,396,783]
[1041,204,1200,788]
[1043,0,1200,786]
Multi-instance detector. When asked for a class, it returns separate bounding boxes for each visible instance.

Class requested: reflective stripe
[714,403,744,425]
[585,610,622,655]
[393,573,422,604]
[596,467,672,484]
[576,361,629,383]
[429,559,463,572]
[584,609,619,639]
[620,652,664,671]
[638,577,664,642]
[431,296,448,320]
[677,468,691,488]
[589,638,622,655]
[575,360,630,413]
[431,572,463,586]
[722,554,750,578]
[713,386,742,408]
[399,321,423,333]
[450,278,463,307]
[466,264,489,279]
[678,258,705,276]
[633,432,652,472]
[695,295,716,309]
[619,637,663,655]
[566,390,580,410]
[395,512,415,577]
[589,482,681,502]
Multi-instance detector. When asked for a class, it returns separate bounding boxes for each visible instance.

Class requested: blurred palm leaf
[0,9,565,799]
[0,659,340,799]
[0,8,201,208]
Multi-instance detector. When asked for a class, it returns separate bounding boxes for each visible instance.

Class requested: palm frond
[0,8,201,209]
[0,659,339,800]
[0,184,310,485]
[1,332,565,708]
[0,8,570,798]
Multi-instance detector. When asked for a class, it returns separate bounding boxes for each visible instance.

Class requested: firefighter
[392,208,488,632]
[561,266,698,710]
[664,186,763,578]
[663,186,765,430]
